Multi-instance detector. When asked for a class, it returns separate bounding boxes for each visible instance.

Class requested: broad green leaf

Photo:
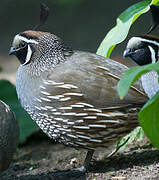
[153,0,159,4]
[117,62,159,99]
[0,80,38,143]
[96,0,158,57]
[139,91,159,149]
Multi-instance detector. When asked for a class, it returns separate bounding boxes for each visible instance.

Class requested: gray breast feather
[141,71,159,98]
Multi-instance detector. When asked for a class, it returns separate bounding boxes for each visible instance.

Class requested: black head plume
[33,3,49,30]
[147,5,159,34]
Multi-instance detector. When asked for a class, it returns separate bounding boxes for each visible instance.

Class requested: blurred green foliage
[0,80,38,144]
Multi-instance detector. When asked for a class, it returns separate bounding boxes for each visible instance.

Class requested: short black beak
[123,48,132,58]
[9,46,16,55]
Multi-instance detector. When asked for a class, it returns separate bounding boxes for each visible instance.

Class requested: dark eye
[19,41,27,48]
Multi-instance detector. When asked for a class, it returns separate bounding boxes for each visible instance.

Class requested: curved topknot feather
[33,3,49,30]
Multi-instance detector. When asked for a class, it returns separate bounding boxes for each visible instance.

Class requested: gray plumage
[0,100,19,172]
[141,71,159,98]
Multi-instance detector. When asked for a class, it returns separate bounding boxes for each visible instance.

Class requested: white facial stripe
[141,38,159,47]
[127,37,159,49]
[23,45,32,65]
[13,34,38,48]
[148,45,156,64]
[19,36,38,44]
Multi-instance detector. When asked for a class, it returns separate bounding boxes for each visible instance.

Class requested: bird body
[10,30,147,169]
[123,35,159,98]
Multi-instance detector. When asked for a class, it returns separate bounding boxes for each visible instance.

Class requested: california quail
[8,29,148,170]
[0,100,19,172]
[8,4,147,171]
[123,34,159,98]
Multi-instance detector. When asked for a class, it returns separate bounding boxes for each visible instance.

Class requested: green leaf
[0,80,38,143]
[116,126,145,152]
[117,62,159,99]
[153,0,159,5]
[139,91,159,149]
[96,0,156,57]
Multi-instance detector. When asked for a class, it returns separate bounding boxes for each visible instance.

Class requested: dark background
[0,0,158,58]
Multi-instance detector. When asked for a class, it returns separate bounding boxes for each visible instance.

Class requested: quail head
[9,6,147,171]
[0,100,19,172]
[123,34,159,99]
[123,5,159,99]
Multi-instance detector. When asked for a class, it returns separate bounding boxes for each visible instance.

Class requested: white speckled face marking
[127,37,159,50]
[12,34,38,48]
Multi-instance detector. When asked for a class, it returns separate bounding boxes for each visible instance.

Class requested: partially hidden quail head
[123,35,159,99]
[0,100,19,172]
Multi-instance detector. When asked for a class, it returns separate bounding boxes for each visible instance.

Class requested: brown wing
[35,51,147,149]
[46,51,147,107]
